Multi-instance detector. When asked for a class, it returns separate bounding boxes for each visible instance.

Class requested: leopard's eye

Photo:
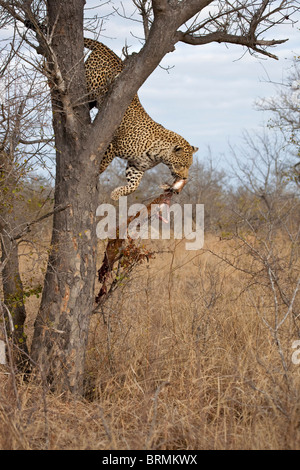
[174,146,184,156]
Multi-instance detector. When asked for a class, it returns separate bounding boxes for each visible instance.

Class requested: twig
[11,203,70,241]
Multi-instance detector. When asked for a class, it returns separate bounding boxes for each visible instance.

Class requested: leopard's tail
[84,38,122,66]
[84,38,101,51]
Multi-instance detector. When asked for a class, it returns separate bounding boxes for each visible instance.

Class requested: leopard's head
[170,144,198,180]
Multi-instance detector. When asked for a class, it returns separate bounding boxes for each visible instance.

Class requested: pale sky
[86,1,299,171]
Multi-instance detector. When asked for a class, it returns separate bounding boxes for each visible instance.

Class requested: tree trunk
[30,0,97,394]
[1,231,29,366]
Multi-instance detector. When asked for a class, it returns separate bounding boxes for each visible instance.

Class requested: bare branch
[133,0,152,39]
[0,0,25,23]
[176,30,288,59]
[11,203,70,241]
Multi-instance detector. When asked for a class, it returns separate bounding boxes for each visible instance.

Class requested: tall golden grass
[0,234,300,450]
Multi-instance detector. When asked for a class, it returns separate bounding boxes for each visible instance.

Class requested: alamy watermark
[291,340,300,365]
[0,340,6,365]
[96,196,204,250]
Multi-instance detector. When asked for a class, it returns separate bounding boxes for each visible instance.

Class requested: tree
[0,0,298,394]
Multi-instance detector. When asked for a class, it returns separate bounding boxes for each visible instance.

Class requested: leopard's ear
[192,146,199,153]
[174,145,184,156]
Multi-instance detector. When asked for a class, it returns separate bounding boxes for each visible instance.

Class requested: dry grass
[1,235,300,450]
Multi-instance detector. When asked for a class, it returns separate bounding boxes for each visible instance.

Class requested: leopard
[22,17,198,200]
[84,38,198,200]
